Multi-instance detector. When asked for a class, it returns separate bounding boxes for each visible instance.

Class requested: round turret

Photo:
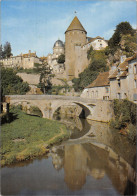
[53,40,64,48]
[53,39,64,55]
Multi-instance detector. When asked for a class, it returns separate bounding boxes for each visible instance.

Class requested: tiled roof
[40,56,47,60]
[109,70,118,79]
[120,71,128,77]
[86,72,110,88]
[23,53,36,58]
[65,16,87,33]
[118,61,128,71]
[87,36,107,44]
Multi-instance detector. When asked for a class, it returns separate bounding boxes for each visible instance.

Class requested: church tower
[65,16,87,80]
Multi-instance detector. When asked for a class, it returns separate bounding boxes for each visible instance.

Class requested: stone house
[109,53,137,102]
[0,50,42,69]
[81,72,110,100]
[83,36,108,51]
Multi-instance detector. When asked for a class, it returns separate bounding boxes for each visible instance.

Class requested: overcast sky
[1,0,136,57]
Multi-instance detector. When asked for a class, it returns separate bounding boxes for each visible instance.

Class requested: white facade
[82,36,108,51]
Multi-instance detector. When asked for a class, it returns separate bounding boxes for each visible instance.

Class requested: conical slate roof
[65,16,87,33]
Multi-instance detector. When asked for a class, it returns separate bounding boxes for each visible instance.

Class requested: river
[1,114,136,195]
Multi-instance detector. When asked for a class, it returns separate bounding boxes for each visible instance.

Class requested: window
[118,79,121,87]
[118,93,121,99]
[134,65,137,74]
[105,87,109,93]
[134,80,137,88]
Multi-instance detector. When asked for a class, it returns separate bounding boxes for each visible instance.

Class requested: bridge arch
[9,100,44,117]
[50,101,94,119]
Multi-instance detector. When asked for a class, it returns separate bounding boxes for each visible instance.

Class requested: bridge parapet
[5,95,113,122]
[5,95,111,104]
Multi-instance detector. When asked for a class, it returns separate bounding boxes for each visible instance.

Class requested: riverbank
[1,106,69,167]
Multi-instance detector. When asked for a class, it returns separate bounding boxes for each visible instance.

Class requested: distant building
[47,39,65,73]
[84,36,108,51]
[0,50,42,69]
[81,72,110,100]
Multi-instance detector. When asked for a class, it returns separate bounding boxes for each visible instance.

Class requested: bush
[111,99,136,130]
[57,54,65,64]
[128,124,136,144]
[1,68,30,96]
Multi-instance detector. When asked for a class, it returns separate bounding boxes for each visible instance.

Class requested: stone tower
[65,16,87,80]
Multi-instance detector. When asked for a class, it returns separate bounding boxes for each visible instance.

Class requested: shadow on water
[54,114,91,139]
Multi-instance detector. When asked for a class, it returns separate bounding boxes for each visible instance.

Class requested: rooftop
[65,16,87,34]
[86,72,110,88]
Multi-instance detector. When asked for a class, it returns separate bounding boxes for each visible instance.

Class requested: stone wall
[17,73,40,85]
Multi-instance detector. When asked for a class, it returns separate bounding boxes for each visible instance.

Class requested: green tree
[108,22,135,48]
[37,63,54,94]
[1,68,30,96]
[3,42,12,58]
[57,54,65,64]
[0,45,3,59]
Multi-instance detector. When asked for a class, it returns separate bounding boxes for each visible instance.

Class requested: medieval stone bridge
[5,95,113,122]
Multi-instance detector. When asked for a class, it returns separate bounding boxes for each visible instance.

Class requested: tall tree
[37,63,54,94]
[108,22,135,48]
[0,45,3,59]
[3,42,12,58]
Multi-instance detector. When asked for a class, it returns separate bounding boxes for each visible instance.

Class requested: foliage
[57,54,65,64]
[1,68,30,96]
[87,45,93,60]
[1,42,13,58]
[37,62,54,94]
[128,124,136,144]
[1,106,69,166]
[121,34,136,57]
[110,99,136,129]
[72,49,109,91]
[108,22,135,48]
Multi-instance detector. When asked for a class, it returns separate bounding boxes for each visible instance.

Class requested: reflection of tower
[65,16,87,80]
[64,144,87,190]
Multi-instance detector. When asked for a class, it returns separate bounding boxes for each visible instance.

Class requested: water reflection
[1,116,136,196]
[50,143,136,195]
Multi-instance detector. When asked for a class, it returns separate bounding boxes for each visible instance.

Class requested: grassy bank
[1,106,69,167]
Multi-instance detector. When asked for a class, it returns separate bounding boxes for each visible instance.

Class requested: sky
[1,0,136,57]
